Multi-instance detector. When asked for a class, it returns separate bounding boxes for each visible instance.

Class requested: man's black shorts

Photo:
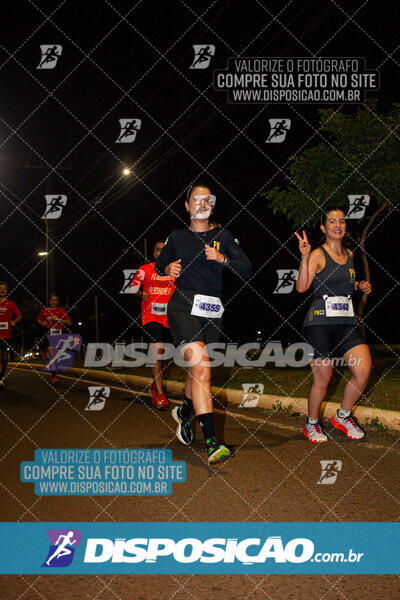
[143,321,172,344]
[303,324,366,360]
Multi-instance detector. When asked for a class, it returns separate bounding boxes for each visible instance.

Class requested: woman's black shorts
[167,289,223,346]
[303,324,366,360]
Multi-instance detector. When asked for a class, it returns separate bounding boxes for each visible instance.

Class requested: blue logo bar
[0,523,398,574]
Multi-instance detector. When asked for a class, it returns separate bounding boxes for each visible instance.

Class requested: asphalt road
[0,368,399,599]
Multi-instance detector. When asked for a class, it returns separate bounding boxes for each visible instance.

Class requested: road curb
[12,362,400,431]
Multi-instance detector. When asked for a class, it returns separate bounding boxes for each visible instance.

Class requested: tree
[262,99,400,334]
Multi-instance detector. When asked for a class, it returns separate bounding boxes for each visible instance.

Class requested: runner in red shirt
[131,241,175,409]
[38,294,71,384]
[0,281,22,389]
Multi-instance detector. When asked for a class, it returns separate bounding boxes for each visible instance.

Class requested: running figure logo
[42,529,81,567]
[317,460,342,485]
[120,268,144,294]
[346,195,370,219]
[43,334,82,374]
[37,45,62,69]
[85,386,110,411]
[42,195,67,220]
[190,45,215,69]
[265,119,291,143]
[273,269,298,294]
[240,383,264,407]
[116,119,142,143]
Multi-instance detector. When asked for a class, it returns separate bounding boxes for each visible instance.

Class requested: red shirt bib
[131,262,175,327]
[38,307,70,332]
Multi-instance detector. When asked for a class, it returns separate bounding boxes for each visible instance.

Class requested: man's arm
[11,303,22,327]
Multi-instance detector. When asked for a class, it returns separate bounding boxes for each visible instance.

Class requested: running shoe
[50,375,58,385]
[331,412,365,440]
[206,437,230,464]
[155,393,170,410]
[171,406,194,446]
[303,419,328,443]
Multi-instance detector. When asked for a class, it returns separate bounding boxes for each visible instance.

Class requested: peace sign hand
[294,230,311,258]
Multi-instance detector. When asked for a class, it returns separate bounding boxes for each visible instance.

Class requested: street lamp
[122,168,131,176]
[38,251,49,256]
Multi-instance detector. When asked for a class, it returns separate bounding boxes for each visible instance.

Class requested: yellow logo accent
[313,310,320,316]
[349,268,355,280]
[213,241,220,251]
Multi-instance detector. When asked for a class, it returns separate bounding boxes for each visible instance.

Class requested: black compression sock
[197,412,216,442]
[180,395,193,420]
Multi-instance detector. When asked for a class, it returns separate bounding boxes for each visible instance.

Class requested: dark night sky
[1,0,399,345]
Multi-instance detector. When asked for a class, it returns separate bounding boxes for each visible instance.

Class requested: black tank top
[303,246,357,326]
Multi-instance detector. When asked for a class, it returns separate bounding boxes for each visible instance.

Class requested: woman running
[295,207,372,443]
[38,294,71,384]
[155,182,252,463]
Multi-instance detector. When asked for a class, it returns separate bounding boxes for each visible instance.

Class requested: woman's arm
[348,249,372,293]
[155,234,181,277]
[295,231,323,293]
[221,231,252,280]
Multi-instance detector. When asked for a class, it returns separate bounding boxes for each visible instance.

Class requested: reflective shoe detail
[331,413,365,440]
[206,437,231,464]
[303,420,328,443]
[172,406,194,446]
[155,393,169,410]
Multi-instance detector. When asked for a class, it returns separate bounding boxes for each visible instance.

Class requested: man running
[87,387,108,410]
[118,120,140,142]
[43,195,64,218]
[46,335,77,371]
[267,119,290,142]
[155,182,252,464]
[0,282,21,389]
[38,45,61,69]
[191,45,213,68]
[347,195,368,218]
[296,207,372,443]
[45,531,76,566]
[275,270,297,293]
[131,241,175,409]
[38,294,71,384]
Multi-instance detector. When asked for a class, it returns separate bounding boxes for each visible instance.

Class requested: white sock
[338,408,351,419]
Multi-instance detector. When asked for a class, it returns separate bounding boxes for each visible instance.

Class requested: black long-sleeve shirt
[155,227,252,297]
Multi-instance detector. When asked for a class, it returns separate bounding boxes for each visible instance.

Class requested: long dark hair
[320,206,347,225]
[320,206,350,246]
[185,180,212,202]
